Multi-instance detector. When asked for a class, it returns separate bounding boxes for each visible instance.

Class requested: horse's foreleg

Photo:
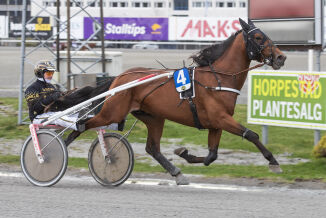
[132,112,189,185]
[174,129,222,166]
[204,128,221,165]
[220,115,282,173]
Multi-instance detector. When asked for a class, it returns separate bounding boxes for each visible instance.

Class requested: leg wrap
[204,149,218,166]
[243,128,259,142]
[153,152,181,176]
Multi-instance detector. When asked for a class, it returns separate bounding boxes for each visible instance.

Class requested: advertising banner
[169,17,242,41]
[0,16,8,38]
[248,70,326,130]
[84,17,168,41]
[53,16,83,39]
[10,17,52,39]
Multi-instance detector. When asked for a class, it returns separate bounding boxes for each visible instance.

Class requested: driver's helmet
[34,60,56,78]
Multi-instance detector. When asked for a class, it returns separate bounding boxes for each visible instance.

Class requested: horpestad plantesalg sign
[248,70,326,130]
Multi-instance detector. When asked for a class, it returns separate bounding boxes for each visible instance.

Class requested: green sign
[248,70,326,130]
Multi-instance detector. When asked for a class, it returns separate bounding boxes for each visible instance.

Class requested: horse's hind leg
[132,111,189,185]
[220,115,282,173]
[85,91,132,130]
[174,129,222,166]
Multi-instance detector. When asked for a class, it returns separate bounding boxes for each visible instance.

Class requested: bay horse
[69,18,287,185]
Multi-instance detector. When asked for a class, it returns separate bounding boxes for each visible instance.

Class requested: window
[87,1,96,7]
[226,1,235,7]
[110,2,118,7]
[133,2,141,7]
[203,1,212,7]
[43,1,56,7]
[9,0,23,4]
[120,2,128,7]
[193,1,202,7]
[216,1,224,7]
[142,2,150,7]
[174,0,188,10]
[154,2,164,7]
[0,0,7,5]
[96,1,106,7]
[75,1,83,7]
[239,1,246,7]
[193,1,212,8]
[110,1,127,7]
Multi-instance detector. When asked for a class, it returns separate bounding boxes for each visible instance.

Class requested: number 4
[177,70,187,85]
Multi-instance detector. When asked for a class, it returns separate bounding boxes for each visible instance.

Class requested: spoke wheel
[21,130,67,187]
[88,133,134,187]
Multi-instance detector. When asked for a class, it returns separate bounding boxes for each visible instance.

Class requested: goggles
[44,70,55,76]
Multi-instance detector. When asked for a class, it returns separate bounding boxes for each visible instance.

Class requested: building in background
[0,0,248,41]
[32,0,247,17]
[0,0,31,23]
[29,0,248,42]
[0,0,34,38]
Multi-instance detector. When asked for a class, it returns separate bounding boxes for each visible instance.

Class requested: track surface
[1,168,326,218]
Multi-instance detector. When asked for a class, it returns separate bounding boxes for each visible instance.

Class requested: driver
[25,60,85,131]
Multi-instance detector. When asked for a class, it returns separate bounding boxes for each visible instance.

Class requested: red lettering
[181,20,193,37]
[217,20,228,38]
[203,20,214,38]
[194,20,202,37]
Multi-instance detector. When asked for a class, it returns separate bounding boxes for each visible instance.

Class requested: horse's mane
[190,30,242,67]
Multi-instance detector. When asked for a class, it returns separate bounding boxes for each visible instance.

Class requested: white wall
[31,0,247,18]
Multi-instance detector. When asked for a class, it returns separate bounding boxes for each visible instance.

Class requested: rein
[199,62,265,76]
[118,62,265,78]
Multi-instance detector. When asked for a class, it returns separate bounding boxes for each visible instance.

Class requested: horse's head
[239,18,286,70]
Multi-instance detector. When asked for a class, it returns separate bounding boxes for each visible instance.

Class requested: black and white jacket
[25,79,60,121]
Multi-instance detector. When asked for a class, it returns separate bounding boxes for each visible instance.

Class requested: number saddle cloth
[173,67,204,130]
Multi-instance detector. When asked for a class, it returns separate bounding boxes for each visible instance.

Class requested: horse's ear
[239,18,250,32]
[248,19,256,28]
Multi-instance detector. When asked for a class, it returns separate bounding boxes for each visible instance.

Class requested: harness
[179,67,204,130]
[136,27,274,130]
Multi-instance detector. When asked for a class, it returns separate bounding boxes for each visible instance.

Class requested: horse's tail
[46,76,116,112]
[90,76,115,97]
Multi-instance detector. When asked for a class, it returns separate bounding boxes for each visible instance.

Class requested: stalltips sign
[248,71,326,130]
[84,17,168,41]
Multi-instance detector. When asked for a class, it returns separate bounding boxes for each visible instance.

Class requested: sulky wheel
[88,132,134,187]
[20,130,68,187]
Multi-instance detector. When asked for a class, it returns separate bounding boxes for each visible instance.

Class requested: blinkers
[239,18,274,65]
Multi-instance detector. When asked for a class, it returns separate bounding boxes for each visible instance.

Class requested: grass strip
[2,154,326,183]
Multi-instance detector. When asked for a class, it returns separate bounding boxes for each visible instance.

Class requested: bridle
[243,27,274,66]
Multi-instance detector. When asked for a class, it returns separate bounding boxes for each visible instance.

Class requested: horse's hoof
[174,147,187,156]
[176,173,189,185]
[269,164,283,174]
